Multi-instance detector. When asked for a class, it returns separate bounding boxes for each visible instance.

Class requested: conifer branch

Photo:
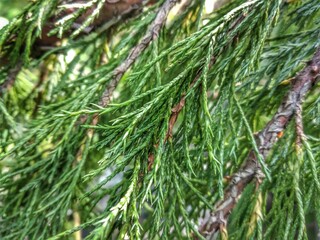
[77,0,179,180]
[1,1,319,239]
[0,0,150,95]
[165,57,216,142]
[45,0,149,45]
[99,0,179,107]
[198,47,320,238]
[148,57,215,170]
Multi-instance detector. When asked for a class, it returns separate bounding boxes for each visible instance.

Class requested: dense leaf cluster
[0,0,319,239]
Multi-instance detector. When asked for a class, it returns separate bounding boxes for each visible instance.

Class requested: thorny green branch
[198,47,320,238]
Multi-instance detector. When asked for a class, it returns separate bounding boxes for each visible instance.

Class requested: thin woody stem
[99,0,179,107]
[77,0,179,171]
[148,57,215,170]
[165,57,216,142]
[198,47,320,237]
[78,0,179,128]
[0,1,150,95]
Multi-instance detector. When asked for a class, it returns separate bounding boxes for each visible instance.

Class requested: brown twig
[77,0,178,127]
[36,0,147,50]
[162,1,252,145]
[78,0,179,173]
[0,1,149,95]
[99,0,179,107]
[146,57,215,171]
[198,48,320,238]
[148,1,250,171]
[165,57,216,142]
[80,0,179,173]
[31,62,51,116]
[60,3,164,231]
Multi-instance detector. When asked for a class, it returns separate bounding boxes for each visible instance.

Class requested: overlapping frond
[0,0,319,239]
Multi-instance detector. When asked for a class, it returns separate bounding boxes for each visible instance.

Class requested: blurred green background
[0,0,28,19]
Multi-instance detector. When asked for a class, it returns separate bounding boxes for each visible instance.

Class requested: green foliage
[0,0,320,239]
[0,0,27,20]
